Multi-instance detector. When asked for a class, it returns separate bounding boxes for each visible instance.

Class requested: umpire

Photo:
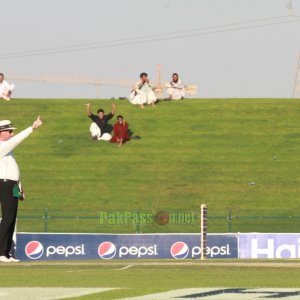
[0,116,42,262]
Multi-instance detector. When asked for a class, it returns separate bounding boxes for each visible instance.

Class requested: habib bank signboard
[16,233,238,261]
[239,233,300,259]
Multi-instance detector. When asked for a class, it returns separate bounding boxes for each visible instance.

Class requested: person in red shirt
[110,115,130,147]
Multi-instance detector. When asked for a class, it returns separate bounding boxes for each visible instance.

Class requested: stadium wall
[16,233,300,261]
[17,233,237,261]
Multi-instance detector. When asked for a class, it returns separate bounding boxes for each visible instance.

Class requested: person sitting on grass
[0,73,15,101]
[86,103,115,141]
[129,72,157,108]
[110,115,130,147]
[165,73,185,100]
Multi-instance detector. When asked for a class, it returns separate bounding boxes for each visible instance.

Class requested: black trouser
[0,180,18,257]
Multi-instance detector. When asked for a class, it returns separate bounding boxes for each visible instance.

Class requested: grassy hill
[1,98,300,233]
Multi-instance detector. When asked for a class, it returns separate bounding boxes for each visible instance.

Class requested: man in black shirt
[86,103,115,141]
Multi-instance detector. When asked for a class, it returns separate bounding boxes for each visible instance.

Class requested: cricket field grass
[1,259,300,299]
[1,98,300,299]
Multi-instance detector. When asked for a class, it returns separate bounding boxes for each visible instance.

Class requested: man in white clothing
[0,117,42,262]
[0,74,15,101]
[165,73,185,100]
[129,73,157,108]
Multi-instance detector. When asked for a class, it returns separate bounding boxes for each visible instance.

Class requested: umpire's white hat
[0,120,17,131]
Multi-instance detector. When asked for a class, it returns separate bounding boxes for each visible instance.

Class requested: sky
[1,0,300,99]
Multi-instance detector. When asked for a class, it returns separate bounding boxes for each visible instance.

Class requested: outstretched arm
[111,103,116,115]
[86,103,92,116]
[0,116,42,159]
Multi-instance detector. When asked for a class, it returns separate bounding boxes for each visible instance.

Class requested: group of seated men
[129,72,185,108]
[87,72,185,145]
[86,103,130,147]
[0,72,185,105]
[0,71,184,146]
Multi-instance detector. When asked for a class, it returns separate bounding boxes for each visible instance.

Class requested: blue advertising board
[16,233,238,261]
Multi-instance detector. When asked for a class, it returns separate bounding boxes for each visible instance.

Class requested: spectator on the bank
[129,73,156,108]
[165,73,185,100]
[86,103,115,141]
[110,115,130,147]
[0,73,15,101]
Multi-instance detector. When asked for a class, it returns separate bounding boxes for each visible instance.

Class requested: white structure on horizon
[293,52,300,98]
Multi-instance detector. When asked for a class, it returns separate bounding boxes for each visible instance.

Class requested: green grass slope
[1,99,300,233]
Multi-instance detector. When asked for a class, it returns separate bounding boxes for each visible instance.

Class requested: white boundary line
[114,265,133,270]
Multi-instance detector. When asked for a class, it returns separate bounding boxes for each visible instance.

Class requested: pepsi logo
[98,242,117,259]
[25,241,44,260]
[170,241,189,259]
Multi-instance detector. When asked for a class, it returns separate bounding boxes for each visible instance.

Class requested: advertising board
[16,233,238,261]
[239,233,300,258]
